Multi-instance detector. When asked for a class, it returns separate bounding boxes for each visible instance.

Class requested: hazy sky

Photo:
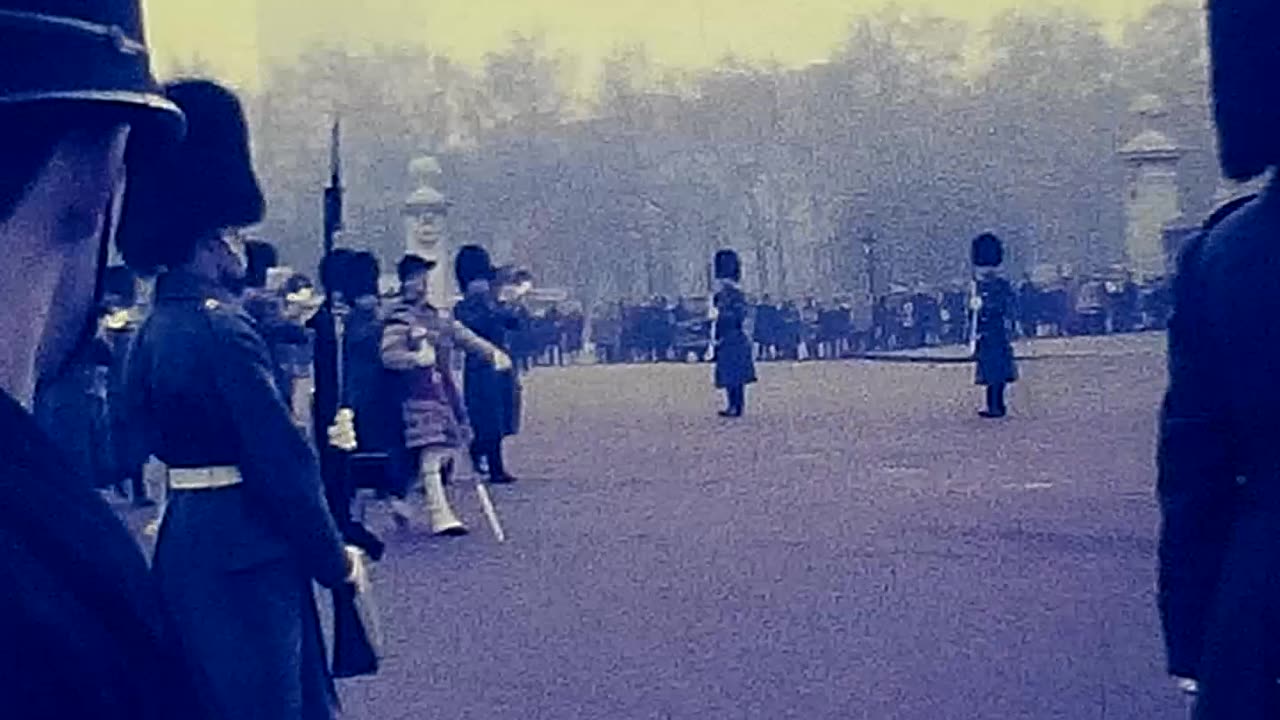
[144,0,1167,90]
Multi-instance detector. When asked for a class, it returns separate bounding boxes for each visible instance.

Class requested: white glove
[344,545,370,589]
[1174,677,1199,695]
[415,343,437,367]
[492,350,513,372]
[327,408,357,451]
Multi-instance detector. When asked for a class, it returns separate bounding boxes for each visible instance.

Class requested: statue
[1118,94,1183,281]
[404,156,452,310]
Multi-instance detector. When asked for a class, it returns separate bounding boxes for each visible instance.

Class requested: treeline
[246,0,1215,307]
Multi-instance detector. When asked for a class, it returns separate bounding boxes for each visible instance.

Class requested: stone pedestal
[403,156,453,311]
[1118,96,1182,280]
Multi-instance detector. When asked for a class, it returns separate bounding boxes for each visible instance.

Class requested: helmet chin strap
[49,198,114,387]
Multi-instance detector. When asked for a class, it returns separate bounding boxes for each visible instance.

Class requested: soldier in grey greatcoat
[118,80,361,720]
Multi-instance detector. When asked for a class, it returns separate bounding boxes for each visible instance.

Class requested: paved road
[130,335,1186,719]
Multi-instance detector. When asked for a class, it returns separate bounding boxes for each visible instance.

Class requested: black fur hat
[116,79,264,273]
[454,244,496,292]
[347,251,381,298]
[971,233,1004,268]
[714,249,741,282]
[1208,0,1280,181]
[319,248,356,296]
[102,265,137,304]
[244,239,277,289]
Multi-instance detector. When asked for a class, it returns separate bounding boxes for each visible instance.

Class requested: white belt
[168,466,243,491]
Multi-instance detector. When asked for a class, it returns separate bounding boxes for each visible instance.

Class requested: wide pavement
[308,331,1183,719]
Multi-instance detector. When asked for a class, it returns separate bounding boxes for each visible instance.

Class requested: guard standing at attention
[118,79,363,720]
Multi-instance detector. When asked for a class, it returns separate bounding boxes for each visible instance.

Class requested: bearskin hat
[116,79,264,273]
[243,240,278,289]
[319,248,356,296]
[1208,0,1280,181]
[347,251,381,298]
[971,233,1004,268]
[454,244,496,292]
[714,249,741,282]
[102,265,138,305]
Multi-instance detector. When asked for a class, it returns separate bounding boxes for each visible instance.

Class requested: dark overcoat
[33,338,114,488]
[713,284,758,389]
[453,292,523,441]
[1157,182,1280,719]
[126,271,349,720]
[973,274,1019,386]
[0,389,209,719]
[104,320,142,483]
[343,301,401,456]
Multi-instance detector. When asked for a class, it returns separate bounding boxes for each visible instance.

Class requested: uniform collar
[154,269,235,304]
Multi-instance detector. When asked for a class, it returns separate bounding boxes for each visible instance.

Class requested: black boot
[487,441,518,484]
[719,386,745,418]
[979,384,1007,418]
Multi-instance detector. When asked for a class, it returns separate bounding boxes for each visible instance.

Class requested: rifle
[323,117,382,679]
[968,278,980,358]
[324,117,343,257]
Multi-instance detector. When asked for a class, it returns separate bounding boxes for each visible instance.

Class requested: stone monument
[403,155,453,311]
[1118,95,1183,280]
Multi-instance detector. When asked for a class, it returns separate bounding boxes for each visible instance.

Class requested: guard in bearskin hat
[119,79,367,720]
[1156,3,1280,716]
[712,249,757,417]
[452,244,526,482]
[969,232,1017,418]
[0,1,211,717]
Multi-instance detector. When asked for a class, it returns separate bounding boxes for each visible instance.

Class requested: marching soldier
[381,254,510,534]
[117,79,363,720]
[1157,2,1280,717]
[712,249,757,418]
[970,233,1018,418]
[453,245,525,483]
[0,1,212,716]
[308,247,386,558]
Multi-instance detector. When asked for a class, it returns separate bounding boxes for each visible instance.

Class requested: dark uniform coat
[243,287,309,401]
[973,274,1018,386]
[343,300,400,456]
[0,389,209,720]
[453,292,524,441]
[104,316,142,486]
[1158,183,1280,719]
[126,271,349,720]
[713,283,757,389]
[33,336,114,489]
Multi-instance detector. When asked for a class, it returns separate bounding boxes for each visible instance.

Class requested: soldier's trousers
[725,385,746,416]
[985,384,1007,415]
